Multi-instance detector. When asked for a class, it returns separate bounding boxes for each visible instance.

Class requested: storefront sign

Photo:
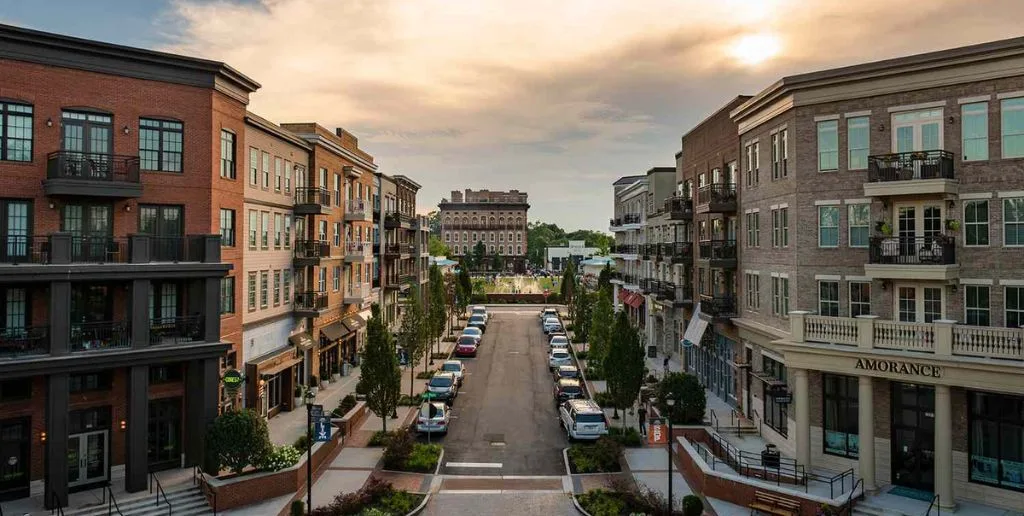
[314,416,332,442]
[222,369,244,395]
[648,418,668,445]
[855,358,942,378]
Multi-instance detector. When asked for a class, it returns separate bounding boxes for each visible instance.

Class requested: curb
[570,493,593,516]
[562,447,571,476]
[406,492,430,516]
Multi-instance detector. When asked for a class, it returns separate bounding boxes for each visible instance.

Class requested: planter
[332,373,341,382]
[294,397,302,408]
[321,380,329,389]
[309,386,319,396]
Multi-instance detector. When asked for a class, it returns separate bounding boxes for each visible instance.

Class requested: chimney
[451,191,462,203]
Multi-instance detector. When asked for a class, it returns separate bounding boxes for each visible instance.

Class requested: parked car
[548,348,572,370]
[549,335,570,349]
[543,317,562,334]
[424,372,459,404]
[553,365,580,381]
[467,314,487,333]
[539,307,559,321]
[547,330,567,341]
[554,378,584,403]
[559,399,609,441]
[440,360,466,385]
[416,401,450,434]
[454,336,478,358]
[471,305,489,323]
[461,326,483,344]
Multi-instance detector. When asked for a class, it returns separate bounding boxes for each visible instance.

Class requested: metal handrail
[751,409,763,436]
[193,464,218,516]
[150,472,172,516]
[49,490,64,516]
[103,483,124,515]
[708,409,720,433]
[841,478,863,516]
[925,494,940,516]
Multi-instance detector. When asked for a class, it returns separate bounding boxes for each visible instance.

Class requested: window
[819,281,839,317]
[220,277,235,314]
[273,271,281,306]
[284,215,292,249]
[772,208,789,247]
[844,116,870,170]
[964,200,989,246]
[69,372,113,393]
[334,174,342,206]
[849,282,871,317]
[823,374,859,458]
[848,204,870,248]
[0,102,32,162]
[149,364,183,384]
[965,285,990,326]
[219,209,235,247]
[1001,97,1024,158]
[779,130,788,177]
[247,272,257,311]
[319,220,328,242]
[261,152,270,189]
[1007,286,1024,328]
[274,213,282,248]
[318,268,327,292]
[274,157,282,191]
[772,276,790,316]
[745,212,759,247]
[962,103,989,161]
[817,120,838,171]
[968,391,1024,490]
[248,210,258,249]
[260,212,269,249]
[259,271,268,308]
[1004,198,1024,246]
[745,143,758,186]
[745,273,760,310]
[781,208,789,246]
[517,245,522,254]
[219,130,235,178]
[283,270,291,304]
[333,222,341,247]
[249,148,259,184]
[818,206,839,247]
[139,118,183,172]
[762,357,788,437]
[333,265,341,291]
[284,161,292,192]
[771,133,781,180]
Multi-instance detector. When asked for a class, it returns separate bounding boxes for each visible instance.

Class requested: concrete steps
[63,485,211,516]
[851,500,916,516]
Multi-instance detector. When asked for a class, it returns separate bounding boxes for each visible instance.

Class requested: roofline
[245,112,311,150]
[285,123,378,173]
[645,166,675,176]
[612,175,644,186]
[437,201,531,210]
[393,174,422,191]
[679,95,752,142]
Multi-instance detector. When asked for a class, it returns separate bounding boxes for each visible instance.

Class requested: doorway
[68,430,109,488]
[891,383,936,492]
[148,398,182,471]
[61,111,113,178]
[0,417,30,501]
[895,284,945,323]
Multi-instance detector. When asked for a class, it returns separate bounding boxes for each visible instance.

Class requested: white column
[793,368,811,469]
[613,283,621,312]
[934,385,956,509]
[858,376,876,491]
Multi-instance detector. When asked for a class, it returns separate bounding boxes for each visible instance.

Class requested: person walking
[638,404,648,438]
[663,355,670,378]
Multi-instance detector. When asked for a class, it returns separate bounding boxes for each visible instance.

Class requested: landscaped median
[572,478,705,516]
[308,476,426,516]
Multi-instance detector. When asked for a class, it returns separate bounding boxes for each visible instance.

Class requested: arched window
[462,216,469,224]
[472,232,477,241]
[444,232,450,242]
[517,245,522,255]
[489,245,494,253]
[516,217,522,228]
[490,233,495,242]
[517,233,523,242]
[472,216,478,226]
[443,217,450,227]
[462,245,468,254]
[462,232,467,242]
[499,233,504,242]
[499,245,504,255]
[489,216,496,226]
[507,232,513,242]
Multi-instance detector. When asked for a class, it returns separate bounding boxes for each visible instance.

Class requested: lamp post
[304,389,316,515]
[666,398,675,515]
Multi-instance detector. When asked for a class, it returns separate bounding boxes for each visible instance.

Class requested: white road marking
[446,462,504,468]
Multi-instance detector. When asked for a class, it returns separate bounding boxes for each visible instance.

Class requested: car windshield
[560,385,582,394]
[462,328,481,335]
[550,337,567,343]
[419,404,444,418]
[469,316,485,323]
[458,336,477,345]
[552,352,569,358]
[560,370,579,378]
[575,413,604,423]
[472,308,486,314]
[442,363,461,372]
[429,376,453,387]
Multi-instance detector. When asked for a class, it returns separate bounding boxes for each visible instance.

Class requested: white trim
[843,110,872,118]
[761,348,784,363]
[778,203,789,209]
[814,199,840,206]
[887,100,947,113]
[844,275,870,282]
[958,94,993,104]
[770,272,779,278]
[996,191,1024,198]
[769,124,788,135]
[959,192,994,200]
[813,114,839,122]
[999,279,1024,286]
[778,273,789,279]
[744,270,760,275]
[996,90,1024,100]
[843,198,871,205]
[770,204,779,210]
[960,278,994,285]
[744,208,761,214]
[815,274,841,281]
[744,137,759,146]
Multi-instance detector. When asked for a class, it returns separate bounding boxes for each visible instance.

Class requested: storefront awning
[341,312,366,334]
[289,332,315,351]
[620,290,644,308]
[247,345,302,377]
[321,321,349,342]
[682,302,709,348]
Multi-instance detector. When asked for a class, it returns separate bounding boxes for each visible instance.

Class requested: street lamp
[666,398,675,515]
[304,389,316,515]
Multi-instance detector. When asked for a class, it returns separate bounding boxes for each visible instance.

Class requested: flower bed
[415,369,436,380]
[382,429,442,473]
[567,438,622,473]
[311,476,425,516]
[606,426,644,447]
[575,479,704,516]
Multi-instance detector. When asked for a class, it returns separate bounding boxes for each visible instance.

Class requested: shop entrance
[891,383,936,493]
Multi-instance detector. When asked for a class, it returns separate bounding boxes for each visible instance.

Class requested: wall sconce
[122,125,130,135]
[40,431,47,443]
[948,284,958,294]
[948,116,956,125]
[877,123,885,132]
[48,201,56,210]
[46,118,53,128]
[882,280,891,291]
[947,200,956,209]
[124,203,133,213]
[119,420,127,431]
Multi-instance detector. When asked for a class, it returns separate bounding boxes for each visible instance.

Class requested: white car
[416,402,450,434]
[549,335,570,349]
[471,305,488,324]
[548,349,572,369]
[439,360,466,385]
[559,399,609,440]
[543,317,562,334]
[461,326,483,344]
[539,307,558,321]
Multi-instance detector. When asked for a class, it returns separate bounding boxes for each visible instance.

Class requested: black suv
[554,378,583,403]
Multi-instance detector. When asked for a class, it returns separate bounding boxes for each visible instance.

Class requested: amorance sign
[855,358,941,378]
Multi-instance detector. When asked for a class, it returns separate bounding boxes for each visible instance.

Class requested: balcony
[44,151,142,198]
[384,243,413,258]
[384,212,414,229]
[414,215,431,232]
[699,294,737,321]
[400,273,417,284]
[790,312,1024,362]
[640,278,658,294]
[344,241,373,262]
[70,320,130,353]
[149,315,204,346]
[696,183,737,213]
[698,240,737,269]
[665,196,694,220]
[344,282,370,305]
[294,187,332,215]
[0,326,50,359]
[293,291,329,316]
[344,198,371,221]
[656,281,674,301]
[674,284,694,307]
[609,244,638,258]
[865,236,958,281]
[609,213,642,232]
[667,242,694,264]
[294,239,332,266]
[864,150,956,197]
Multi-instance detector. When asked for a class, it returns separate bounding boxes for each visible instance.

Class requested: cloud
[162,0,1024,230]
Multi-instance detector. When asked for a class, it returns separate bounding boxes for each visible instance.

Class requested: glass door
[67,430,108,488]
[891,383,936,493]
[0,417,30,501]
[61,112,113,179]
[896,285,945,323]
[148,398,182,471]
[892,108,943,180]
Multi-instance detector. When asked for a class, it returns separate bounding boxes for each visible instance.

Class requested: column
[130,279,151,349]
[203,278,221,342]
[45,373,69,509]
[858,376,876,491]
[185,358,221,471]
[613,283,621,312]
[934,385,956,509]
[49,281,71,355]
[793,368,811,469]
[124,365,149,492]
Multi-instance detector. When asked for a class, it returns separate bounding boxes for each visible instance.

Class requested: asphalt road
[431,305,568,476]
[421,492,575,516]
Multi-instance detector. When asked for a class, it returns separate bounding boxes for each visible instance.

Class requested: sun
[728,32,782,66]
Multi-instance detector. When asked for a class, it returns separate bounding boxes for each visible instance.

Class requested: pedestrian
[663,355,670,377]
[638,404,647,437]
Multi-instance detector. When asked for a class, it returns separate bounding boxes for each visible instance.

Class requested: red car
[454,336,478,357]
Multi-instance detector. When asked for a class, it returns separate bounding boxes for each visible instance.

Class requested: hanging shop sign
[223,369,244,395]
[854,358,942,378]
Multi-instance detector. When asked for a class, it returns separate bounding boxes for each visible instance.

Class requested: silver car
[548,349,572,370]
[416,402,450,434]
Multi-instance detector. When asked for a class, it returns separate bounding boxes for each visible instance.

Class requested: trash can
[761,444,780,469]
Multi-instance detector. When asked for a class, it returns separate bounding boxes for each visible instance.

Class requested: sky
[4,0,1024,231]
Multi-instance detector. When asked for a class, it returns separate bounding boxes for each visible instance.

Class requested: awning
[289,332,315,351]
[619,290,644,308]
[321,321,349,342]
[341,312,366,334]
[681,302,709,348]
[247,345,303,376]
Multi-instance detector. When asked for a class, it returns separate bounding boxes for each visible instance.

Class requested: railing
[70,320,130,352]
[147,235,205,262]
[71,236,128,263]
[150,315,204,345]
[700,294,737,317]
[295,187,332,206]
[867,150,954,183]
[345,198,368,215]
[610,244,638,254]
[193,465,217,516]
[665,196,694,218]
[102,483,124,516]
[385,243,414,255]
[658,282,676,300]
[0,325,49,357]
[873,320,935,352]
[840,477,863,516]
[49,489,65,516]
[925,494,940,516]
[46,151,141,183]
[709,409,720,434]
[345,241,371,256]
[953,325,1024,359]
[698,239,737,261]
[385,212,414,227]
[150,472,172,516]
[669,242,693,262]
[869,236,955,265]
[294,291,328,312]
[0,235,51,264]
[696,183,737,207]
[294,239,331,259]
[346,283,370,299]
[805,316,859,346]
[675,284,693,304]
[623,213,641,224]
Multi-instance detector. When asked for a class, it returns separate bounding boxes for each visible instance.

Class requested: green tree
[472,241,486,271]
[428,235,451,257]
[457,266,472,316]
[572,289,593,344]
[656,372,707,425]
[206,409,273,474]
[362,304,402,432]
[604,310,643,425]
[561,262,577,320]
[491,254,504,272]
[425,210,441,236]
[397,285,427,397]
[427,264,447,358]
[597,263,613,294]
[588,286,614,376]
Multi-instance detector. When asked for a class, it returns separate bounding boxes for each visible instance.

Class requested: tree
[588,286,614,376]
[472,241,486,271]
[491,254,504,272]
[597,263,613,294]
[656,372,707,425]
[425,210,441,236]
[428,235,451,257]
[604,310,644,425]
[206,409,273,474]
[397,285,427,397]
[457,266,472,316]
[361,304,402,432]
[572,289,593,344]
[561,262,577,320]
[427,264,447,358]
[444,271,459,335]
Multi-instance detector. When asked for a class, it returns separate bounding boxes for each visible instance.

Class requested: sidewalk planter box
[332,373,341,382]
[321,379,329,389]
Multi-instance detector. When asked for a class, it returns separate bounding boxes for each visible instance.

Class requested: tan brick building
[439,189,529,272]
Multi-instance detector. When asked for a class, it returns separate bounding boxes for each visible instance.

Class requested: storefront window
[969,391,1024,491]
[823,374,859,458]
[266,374,282,412]
[763,356,788,437]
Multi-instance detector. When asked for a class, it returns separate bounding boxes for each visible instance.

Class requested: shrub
[565,324,575,332]
[592,391,615,407]
[656,372,707,424]
[441,336,457,342]
[585,368,604,381]
[416,369,436,379]
[431,352,449,359]
[290,500,304,516]
[314,475,393,515]
[376,491,422,514]
[355,377,369,396]
[367,430,394,447]
[404,443,442,473]
[607,426,644,447]
[309,374,319,387]
[683,494,704,516]
[339,394,357,414]
[382,429,415,470]
[567,437,622,473]
[259,445,301,472]
[293,434,310,451]
[577,489,626,516]
[206,409,273,474]
[646,373,659,384]
[398,394,423,406]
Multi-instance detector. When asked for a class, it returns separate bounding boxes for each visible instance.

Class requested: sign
[309,404,324,418]
[313,416,332,442]
[648,418,668,445]
[855,358,942,378]
[222,369,244,395]
[773,393,793,404]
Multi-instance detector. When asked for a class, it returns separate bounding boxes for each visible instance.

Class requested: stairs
[851,500,916,516]
[64,485,212,516]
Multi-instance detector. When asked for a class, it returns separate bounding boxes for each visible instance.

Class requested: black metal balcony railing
[701,294,737,317]
[147,236,205,262]
[70,320,130,352]
[150,315,204,345]
[665,196,694,219]
[699,239,738,261]
[295,187,332,206]
[71,236,128,263]
[0,326,49,357]
[675,284,694,304]
[621,273,637,285]
[696,183,737,207]
[869,235,955,265]
[294,291,328,311]
[0,235,50,264]
[657,281,674,300]
[0,234,217,266]
[294,239,331,260]
[385,212,414,228]
[623,213,642,224]
[385,243,414,255]
[867,150,954,183]
[639,278,656,293]
[668,242,693,262]
[46,151,141,183]
[611,244,638,255]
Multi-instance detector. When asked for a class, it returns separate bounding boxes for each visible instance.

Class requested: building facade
[0,24,257,506]
[609,176,648,326]
[439,189,529,273]
[545,240,600,272]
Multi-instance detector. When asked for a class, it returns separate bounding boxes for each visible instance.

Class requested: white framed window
[1006,286,1024,328]
[517,245,522,254]
[755,141,762,179]
[780,208,789,247]
[318,267,327,292]
[771,133,780,180]
[771,276,790,317]
[780,129,788,177]
[847,116,869,170]
[444,232,450,242]
[333,222,341,247]
[284,215,292,249]
[745,273,760,310]
[259,271,268,308]
[745,143,758,186]
[282,270,291,304]
[818,281,839,317]
[849,282,870,317]
[332,265,341,291]
[965,285,990,326]
[260,211,269,249]
[818,206,839,247]
[273,213,282,248]
[962,102,989,161]
[284,160,292,192]
[273,270,281,306]
[964,200,989,247]
[771,209,781,248]
[1004,197,1024,246]
[817,120,839,171]
[1000,97,1024,158]
[746,212,760,247]
[848,204,870,248]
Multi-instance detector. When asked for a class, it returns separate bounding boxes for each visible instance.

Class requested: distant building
[438,189,529,273]
[545,240,600,271]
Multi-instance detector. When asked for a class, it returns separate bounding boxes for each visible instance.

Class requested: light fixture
[122,125,130,135]
[948,284,958,294]
[948,116,956,125]
[947,200,955,209]
[46,118,53,128]
[48,201,56,210]
[124,203,133,212]
[40,431,47,443]
[877,123,885,132]
[119,420,127,431]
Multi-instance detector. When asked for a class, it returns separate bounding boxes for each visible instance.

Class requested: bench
[749,490,801,516]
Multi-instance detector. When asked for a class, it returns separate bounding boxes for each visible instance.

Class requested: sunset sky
[5,0,1024,230]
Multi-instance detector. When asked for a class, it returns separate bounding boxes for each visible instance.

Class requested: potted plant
[876,221,893,236]
[946,218,961,231]
[293,385,304,408]
[320,369,330,389]
[331,361,342,382]
[308,375,319,396]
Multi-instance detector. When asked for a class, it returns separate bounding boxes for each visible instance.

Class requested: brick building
[439,189,529,273]
[379,175,430,326]
[0,23,257,506]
